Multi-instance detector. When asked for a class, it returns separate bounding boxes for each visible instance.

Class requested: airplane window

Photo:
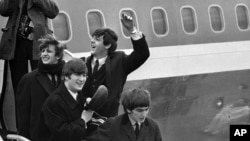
[181,7,197,33]
[52,12,70,41]
[87,11,104,36]
[120,9,138,37]
[209,6,224,32]
[151,8,168,35]
[236,5,249,30]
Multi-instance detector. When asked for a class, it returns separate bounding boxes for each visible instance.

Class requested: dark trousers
[9,36,38,94]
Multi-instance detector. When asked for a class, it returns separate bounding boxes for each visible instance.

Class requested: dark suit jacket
[84,113,162,141]
[37,83,87,141]
[82,36,150,117]
[16,69,58,140]
[0,0,59,60]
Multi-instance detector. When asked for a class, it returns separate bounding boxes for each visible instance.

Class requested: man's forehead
[93,35,104,38]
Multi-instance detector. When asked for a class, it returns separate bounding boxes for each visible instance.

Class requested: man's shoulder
[20,69,39,81]
[44,91,62,107]
[145,117,160,128]
[109,51,126,59]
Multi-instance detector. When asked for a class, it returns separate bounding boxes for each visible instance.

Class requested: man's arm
[32,0,59,19]
[42,99,89,137]
[0,0,16,16]
[121,12,150,74]
[83,118,113,141]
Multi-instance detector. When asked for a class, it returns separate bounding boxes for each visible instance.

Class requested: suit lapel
[86,56,93,76]
[36,72,56,95]
[105,56,112,90]
[121,114,137,141]
[137,122,148,141]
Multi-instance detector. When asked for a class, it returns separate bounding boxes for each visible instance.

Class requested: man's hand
[121,12,136,33]
[81,110,94,123]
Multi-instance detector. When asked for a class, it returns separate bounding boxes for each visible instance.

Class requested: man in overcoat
[83,87,162,141]
[37,59,94,141]
[81,13,150,118]
[16,35,64,141]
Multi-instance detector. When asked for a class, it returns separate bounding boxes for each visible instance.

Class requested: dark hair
[62,58,87,79]
[121,87,151,113]
[38,34,65,60]
[92,28,118,54]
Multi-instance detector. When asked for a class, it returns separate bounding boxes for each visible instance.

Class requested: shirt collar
[128,114,141,127]
[66,87,78,101]
[93,56,107,67]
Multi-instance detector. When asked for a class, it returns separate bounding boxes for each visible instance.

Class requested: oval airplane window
[87,11,105,36]
[236,5,249,30]
[52,12,71,41]
[120,9,138,38]
[181,7,197,34]
[209,6,224,32]
[151,7,168,36]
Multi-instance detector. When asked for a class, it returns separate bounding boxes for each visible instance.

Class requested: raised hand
[121,12,136,33]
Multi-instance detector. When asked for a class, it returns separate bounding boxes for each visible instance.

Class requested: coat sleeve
[42,98,88,138]
[16,75,32,138]
[83,118,113,141]
[0,0,16,16]
[32,0,59,19]
[123,34,150,75]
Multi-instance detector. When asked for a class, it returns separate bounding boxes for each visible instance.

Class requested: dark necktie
[135,123,140,137]
[93,60,99,74]
[51,74,57,86]
[76,94,80,103]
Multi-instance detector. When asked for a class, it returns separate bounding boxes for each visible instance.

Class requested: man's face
[90,35,109,58]
[128,107,149,123]
[65,73,87,93]
[40,45,59,64]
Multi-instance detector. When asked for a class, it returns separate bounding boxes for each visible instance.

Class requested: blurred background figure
[0,0,59,94]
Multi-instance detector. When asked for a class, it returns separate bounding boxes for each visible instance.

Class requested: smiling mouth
[42,56,50,59]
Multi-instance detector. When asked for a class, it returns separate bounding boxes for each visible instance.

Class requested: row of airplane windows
[50,4,250,41]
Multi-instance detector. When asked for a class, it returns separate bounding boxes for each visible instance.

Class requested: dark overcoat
[37,83,87,141]
[84,113,162,141]
[16,69,57,140]
[0,0,59,60]
[82,35,150,117]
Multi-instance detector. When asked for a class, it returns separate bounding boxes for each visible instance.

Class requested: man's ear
[105,44,111,50]
[64,76,70,81]
[126,109,132,114]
